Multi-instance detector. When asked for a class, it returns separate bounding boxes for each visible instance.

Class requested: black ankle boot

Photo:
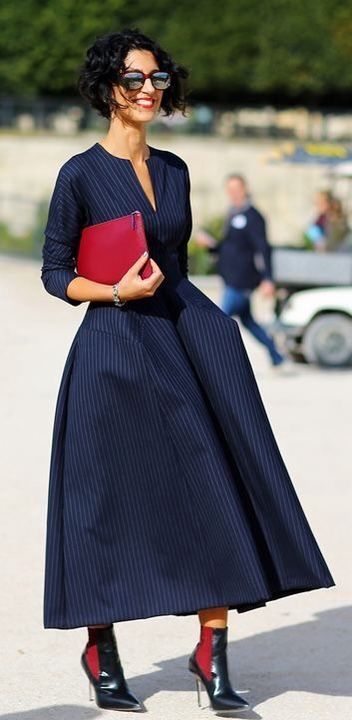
[188,625,250,713]
[81,624,144,712]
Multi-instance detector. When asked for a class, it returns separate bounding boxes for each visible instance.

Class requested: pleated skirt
[43,276,334,629]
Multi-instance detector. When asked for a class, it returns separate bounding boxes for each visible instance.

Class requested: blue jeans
[220,285,284,365]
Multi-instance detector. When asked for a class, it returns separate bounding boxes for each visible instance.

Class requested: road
[0,254,351,719]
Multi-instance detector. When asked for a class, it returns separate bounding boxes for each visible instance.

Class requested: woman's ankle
[88,623,112,629]
[198,606,228,628]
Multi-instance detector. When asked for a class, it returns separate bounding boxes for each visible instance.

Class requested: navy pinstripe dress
[41,141,334,630]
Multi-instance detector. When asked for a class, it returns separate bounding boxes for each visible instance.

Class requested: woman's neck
[99,119,150,162]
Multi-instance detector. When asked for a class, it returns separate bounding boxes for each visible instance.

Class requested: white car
[276,286,352,367]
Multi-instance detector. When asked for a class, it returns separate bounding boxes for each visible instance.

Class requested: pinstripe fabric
[41,142,334,630]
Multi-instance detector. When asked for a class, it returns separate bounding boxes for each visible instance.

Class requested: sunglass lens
[121,72,144,90]
[152,72,171,89]
[120,71,171,90]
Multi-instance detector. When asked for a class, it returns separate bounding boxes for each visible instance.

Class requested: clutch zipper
[131,211,140,230]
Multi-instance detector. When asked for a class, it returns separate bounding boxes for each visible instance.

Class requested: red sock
[85,624,112,680]
[195,625,213,680]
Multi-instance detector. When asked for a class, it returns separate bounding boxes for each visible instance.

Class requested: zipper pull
[131,211,139,230]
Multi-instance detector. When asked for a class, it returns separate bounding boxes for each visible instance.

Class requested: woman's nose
[142,77,156,93]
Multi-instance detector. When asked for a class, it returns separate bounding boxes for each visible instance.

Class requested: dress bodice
[41,141,193,305]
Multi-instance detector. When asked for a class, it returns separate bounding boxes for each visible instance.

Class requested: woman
[304,190,334,249]
[325,197,350,251]
[41,27,334,714]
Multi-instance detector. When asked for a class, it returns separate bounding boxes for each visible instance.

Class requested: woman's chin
[129,107,159,123]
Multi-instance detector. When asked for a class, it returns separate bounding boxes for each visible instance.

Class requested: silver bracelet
[112,282,126,307]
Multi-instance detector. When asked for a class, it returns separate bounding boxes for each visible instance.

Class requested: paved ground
[1,254,351,719]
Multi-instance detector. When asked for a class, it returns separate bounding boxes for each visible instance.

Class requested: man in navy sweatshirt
[196,173,285,367]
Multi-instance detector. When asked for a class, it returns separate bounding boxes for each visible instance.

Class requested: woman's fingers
[129,251,151,273]
[118,254,165,299]
[140,258,165,291]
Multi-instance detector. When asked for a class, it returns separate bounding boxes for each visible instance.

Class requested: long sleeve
[41,165,86,306]
[247,209,272,281]
[177,165,193,279]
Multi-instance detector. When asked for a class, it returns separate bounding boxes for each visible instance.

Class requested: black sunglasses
[118,70,171,91]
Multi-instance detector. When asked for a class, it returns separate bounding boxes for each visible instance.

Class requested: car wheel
[302,313,352,367]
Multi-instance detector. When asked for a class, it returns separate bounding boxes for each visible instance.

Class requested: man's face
[226,178,247,206]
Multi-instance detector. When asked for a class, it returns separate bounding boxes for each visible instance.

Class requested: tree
[1,0,352,104]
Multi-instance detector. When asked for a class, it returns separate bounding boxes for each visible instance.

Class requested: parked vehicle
[275,286,352,366]
[271,248,352,367]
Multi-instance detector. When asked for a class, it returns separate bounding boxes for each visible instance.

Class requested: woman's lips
[134,99,156,108]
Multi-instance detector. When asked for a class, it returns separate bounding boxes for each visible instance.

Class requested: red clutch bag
[76,210,153,284]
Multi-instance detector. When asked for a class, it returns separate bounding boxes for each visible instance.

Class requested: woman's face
[315,192,331,214]
[110,49,164,123]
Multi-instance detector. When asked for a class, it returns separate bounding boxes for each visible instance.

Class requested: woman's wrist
[112,282,127,306]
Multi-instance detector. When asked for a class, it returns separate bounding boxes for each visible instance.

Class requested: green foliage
[1,0,352,102]
[201,215,225,243]
[187,239,210,275]
[188,213,225,275]
[250,0,352,97]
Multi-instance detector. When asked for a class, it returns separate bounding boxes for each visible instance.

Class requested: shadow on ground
[2,606,350,719]
[0,711,101,720]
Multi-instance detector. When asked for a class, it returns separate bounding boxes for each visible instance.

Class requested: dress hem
[44,578,335,630]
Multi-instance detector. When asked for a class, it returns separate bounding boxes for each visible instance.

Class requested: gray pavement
[1,254,351,718]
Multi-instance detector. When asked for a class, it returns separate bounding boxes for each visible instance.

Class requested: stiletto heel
[81,624,144,712]
[188,625,250,713]
[195,675,202,707]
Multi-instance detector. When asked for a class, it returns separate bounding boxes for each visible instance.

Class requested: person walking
[196,174,287,367]
[41,27,334,714]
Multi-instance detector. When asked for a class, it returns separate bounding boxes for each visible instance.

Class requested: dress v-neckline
[128,155,158,214]
[95,142,158,214]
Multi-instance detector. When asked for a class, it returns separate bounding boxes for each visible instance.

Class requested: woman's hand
[117,253,165,302]
[65,252,164,304]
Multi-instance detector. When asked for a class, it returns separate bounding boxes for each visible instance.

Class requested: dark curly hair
[77,27,190,120]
